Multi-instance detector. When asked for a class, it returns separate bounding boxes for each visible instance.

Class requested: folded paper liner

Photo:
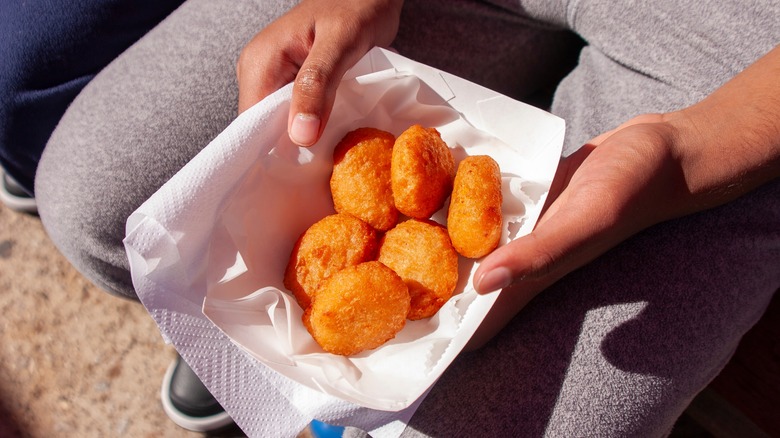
[124,47,564,437]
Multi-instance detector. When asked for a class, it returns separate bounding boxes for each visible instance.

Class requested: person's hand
[237,0,404,146]
[467,45,780,349]
[466,114,686,348]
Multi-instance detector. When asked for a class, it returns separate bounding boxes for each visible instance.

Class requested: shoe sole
[160,360,235,432]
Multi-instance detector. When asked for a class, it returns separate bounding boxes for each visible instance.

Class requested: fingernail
[290,113,320,146]
[477,267,513,293]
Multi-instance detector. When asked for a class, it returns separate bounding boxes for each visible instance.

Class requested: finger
[465,201,597,349]
[474,181,618,295]
[472,143,598,295]
[288,33,369,146]
[475,138,603,294]
[474,131,654,295]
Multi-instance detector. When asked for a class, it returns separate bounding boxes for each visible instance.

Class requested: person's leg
[403,180,779,437]
[393,0,584,108]
[35,0,299,431]
[0,0,185,197]
[34,0,583,433]
[542,0,780,153]
[401,0,780,436]
[35,0,778,435]
[36,0,297,300]
[34,0,583,304]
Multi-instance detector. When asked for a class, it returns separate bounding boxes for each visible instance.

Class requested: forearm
[666,45,780,215]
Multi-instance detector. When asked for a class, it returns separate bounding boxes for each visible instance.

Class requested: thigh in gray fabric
[35,0,297,299]
[395,0,583,106]
[34,0,583,300]
[33,0,780,436]
[402,1,780,437]
[402,179,780,438]
[547,0,779,150]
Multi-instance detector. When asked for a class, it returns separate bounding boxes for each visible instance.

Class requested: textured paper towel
[124,47,564,437]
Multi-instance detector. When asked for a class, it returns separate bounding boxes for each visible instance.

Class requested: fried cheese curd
[303,261,410,356]
[377,219,459,320]
[283,213,379,309]
[330,127,399,231]
[447,155,503,258]
[391,125,456,219]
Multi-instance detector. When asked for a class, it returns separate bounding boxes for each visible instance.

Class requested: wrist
[662,99,780,213]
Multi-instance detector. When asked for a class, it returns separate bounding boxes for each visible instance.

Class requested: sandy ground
[0,203,204,437]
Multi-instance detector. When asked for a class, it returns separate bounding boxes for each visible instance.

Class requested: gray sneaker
[0,169,37,214]
[161,354,235,433]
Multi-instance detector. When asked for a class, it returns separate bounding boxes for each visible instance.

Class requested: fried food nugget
[303,261,410,356]
[377,219,458,320]
[391,125,456,219]
[447,155,503,258]
[284,213,379,309]
[330,128,399,231]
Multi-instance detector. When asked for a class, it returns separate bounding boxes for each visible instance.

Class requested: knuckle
[529,250,558,280]
[294,63,330,97]
[525,237,564,281]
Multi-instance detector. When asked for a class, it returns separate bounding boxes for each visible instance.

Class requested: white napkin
[124,47,564,437]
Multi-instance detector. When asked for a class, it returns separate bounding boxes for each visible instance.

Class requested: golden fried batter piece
[284,213,379,309]
[303,261,410,356]
[447,155,503,258]
[330,128,399,231]
[391,125,456,219]
[377,219,458,320]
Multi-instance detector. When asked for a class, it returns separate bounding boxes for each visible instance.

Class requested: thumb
[465,205,600,349]
[474,206,596,293]
[473,144,599,292]
[287,37,367,146]
[473,148,613,294]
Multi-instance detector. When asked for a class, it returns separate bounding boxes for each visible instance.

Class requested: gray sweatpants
[36,0,780,436]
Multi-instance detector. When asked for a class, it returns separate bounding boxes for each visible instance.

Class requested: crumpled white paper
[124,47,564,437]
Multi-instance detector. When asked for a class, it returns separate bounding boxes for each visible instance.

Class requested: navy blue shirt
[0,0,185,194]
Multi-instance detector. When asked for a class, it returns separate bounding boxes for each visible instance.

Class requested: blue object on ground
[309,419,346,437]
